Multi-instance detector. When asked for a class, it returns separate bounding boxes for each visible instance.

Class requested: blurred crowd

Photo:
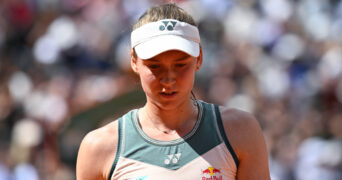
[0,0,342,179]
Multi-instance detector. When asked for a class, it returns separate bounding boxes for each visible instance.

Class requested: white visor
[131,19,200,59]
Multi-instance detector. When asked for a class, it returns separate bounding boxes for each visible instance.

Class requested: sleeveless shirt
[108,100,238,180]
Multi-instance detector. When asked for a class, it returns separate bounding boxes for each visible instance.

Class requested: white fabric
[131,19,200,59]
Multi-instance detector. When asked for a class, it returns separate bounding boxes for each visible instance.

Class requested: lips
[161,92,176,95]
[159,91,178,98]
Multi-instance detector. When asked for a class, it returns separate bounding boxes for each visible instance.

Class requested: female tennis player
[76,3,270,180]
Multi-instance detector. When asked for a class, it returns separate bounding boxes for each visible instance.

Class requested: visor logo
[159,20,177,31]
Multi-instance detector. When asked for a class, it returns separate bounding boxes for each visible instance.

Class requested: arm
[76,121,118,180]
[220,108,270,180]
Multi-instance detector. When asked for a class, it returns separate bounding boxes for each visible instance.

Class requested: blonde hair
[133,3,196,30]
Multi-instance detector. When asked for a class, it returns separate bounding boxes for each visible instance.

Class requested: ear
[195,46,203,71]
[130,49,139,73]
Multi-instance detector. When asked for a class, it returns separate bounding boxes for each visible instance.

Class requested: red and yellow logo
[201,167,222,180]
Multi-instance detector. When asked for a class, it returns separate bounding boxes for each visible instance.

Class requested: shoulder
[218,106,260,132]
[218,106,271,179]
[76,120,119,180]
[218,106,265,159]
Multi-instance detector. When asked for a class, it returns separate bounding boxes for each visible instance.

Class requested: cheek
[178,66,196,86]
[139,70,157,90]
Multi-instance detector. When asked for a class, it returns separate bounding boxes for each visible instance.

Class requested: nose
[160,68,176,86]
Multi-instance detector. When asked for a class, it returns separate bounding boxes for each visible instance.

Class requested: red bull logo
[201,167,222,180]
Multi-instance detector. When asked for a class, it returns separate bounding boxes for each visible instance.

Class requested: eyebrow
[146,55,192,62]
[175,55,192,61]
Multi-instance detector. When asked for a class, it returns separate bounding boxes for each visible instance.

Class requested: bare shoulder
[76,120,119,180]
[219,106,270,179]
[218,107,262,149]
[219,107,259,131]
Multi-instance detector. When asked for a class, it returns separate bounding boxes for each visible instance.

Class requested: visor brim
[134,35,200,60]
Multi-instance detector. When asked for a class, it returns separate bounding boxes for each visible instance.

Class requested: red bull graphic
[201,167,222,180]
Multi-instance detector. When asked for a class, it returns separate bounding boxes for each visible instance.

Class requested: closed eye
[148,64,160,69]
[175,64,186,68]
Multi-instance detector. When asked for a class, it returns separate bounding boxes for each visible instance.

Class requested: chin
[154,98,190,110]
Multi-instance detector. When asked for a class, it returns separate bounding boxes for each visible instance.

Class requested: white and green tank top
[108,100,238,180]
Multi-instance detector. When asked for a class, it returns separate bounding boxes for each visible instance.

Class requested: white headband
[131,19,200,59]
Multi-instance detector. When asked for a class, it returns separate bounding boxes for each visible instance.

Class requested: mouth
[159,91,178,98]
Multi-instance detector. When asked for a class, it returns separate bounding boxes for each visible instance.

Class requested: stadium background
[0,0,342,179]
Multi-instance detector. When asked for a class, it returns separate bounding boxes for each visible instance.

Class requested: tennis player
[76,3,270,180]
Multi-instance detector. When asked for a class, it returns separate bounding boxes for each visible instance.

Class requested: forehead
[140,50,192,62]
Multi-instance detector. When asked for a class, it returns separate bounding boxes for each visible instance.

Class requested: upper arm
[220,108,270,180]
[76,121,118,180]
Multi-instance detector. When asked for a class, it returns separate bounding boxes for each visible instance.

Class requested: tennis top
[108,100,238,180]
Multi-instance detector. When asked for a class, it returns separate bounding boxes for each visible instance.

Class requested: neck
[139,99,198,137]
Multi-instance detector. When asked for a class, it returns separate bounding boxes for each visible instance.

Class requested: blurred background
[0,0,342,179]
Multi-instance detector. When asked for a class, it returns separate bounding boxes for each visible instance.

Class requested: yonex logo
[164,153,181,164]
[159,20,177,31]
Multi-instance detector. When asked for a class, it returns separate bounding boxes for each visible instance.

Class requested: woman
[76,3,270,180]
